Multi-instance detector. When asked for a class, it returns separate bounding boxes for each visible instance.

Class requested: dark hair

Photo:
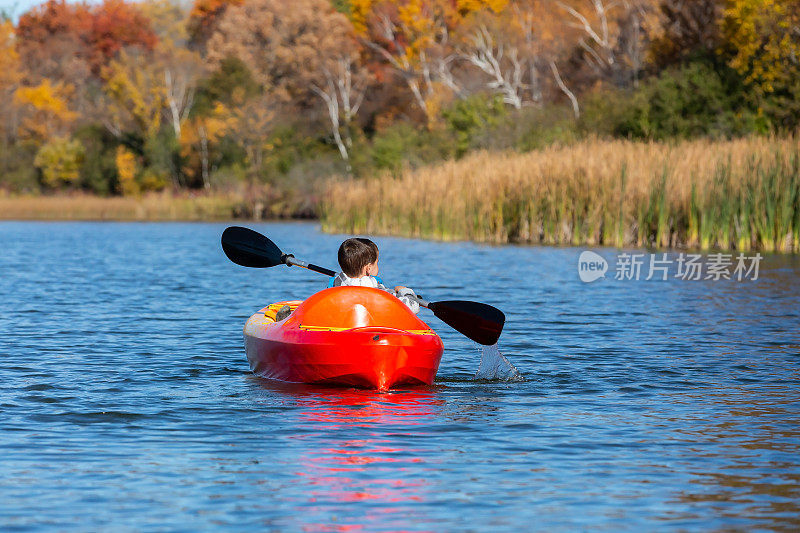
[338,238,379,277]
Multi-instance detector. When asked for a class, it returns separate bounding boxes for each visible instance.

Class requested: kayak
[243,286,444,390]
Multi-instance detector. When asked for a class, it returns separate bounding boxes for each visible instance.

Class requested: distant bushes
[582,61,765,140]
[0,143,39,193]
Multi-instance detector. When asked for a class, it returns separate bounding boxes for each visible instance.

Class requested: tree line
[0,0,797,197]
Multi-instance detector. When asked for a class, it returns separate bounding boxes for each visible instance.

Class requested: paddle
[221,225,336,276]
[221,226,506,345]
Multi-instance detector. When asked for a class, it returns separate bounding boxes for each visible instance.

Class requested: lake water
[1,221,799,531]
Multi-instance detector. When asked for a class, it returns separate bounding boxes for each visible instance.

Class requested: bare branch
[549,60,579,118]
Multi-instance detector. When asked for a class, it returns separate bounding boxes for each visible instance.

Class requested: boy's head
[338,238,379,277]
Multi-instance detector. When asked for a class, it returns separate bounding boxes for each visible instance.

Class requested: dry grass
[0,192,240,221]
[322,137,800,252]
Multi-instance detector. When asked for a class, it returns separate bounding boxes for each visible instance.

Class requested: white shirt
[331,272,420,314]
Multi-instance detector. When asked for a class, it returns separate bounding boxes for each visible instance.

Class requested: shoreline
[0,193,297,222]
[0,195,800,256]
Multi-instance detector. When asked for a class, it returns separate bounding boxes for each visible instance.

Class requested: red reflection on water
[254,380,442,531]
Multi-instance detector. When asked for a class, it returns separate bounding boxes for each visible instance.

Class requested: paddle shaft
[283,255,337,277]
[416,296,431,309]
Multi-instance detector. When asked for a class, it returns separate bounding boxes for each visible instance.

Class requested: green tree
[34,136,85,188]
[613,61,762,139]
[443,93,505,156]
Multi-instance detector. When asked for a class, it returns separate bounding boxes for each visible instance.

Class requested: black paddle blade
[221,226,285,268]
[428,300,505,345]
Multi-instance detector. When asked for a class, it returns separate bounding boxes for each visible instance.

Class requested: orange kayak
[244,287,444,390]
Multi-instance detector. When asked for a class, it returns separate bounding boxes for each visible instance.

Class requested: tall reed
[322,137,800,251]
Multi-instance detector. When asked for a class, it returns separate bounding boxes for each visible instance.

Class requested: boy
[330,237,420,313]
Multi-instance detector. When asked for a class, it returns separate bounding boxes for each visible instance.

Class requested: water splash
[474,344,523,382]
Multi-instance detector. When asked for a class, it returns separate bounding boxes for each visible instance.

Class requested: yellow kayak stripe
[298,324,437,335]
[260,301,436,336]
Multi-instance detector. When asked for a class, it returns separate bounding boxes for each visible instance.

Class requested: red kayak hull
[244,287,444,390]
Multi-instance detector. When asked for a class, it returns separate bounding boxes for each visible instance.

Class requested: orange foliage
[90,0,158,70]
[16,0,157,78]
[16,0,92,42]
[188,0,244,43]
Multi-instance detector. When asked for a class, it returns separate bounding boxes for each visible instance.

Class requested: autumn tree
[141,0,204,139]
[722,0,800,128]
[353,0,460,118]
[206,0,371,166]
[207,0,355,108]
[15,0,158,137]
[14,79,78,140]
[140,0,190,42]
[16,0,157,80]
[100,42,202,188]
[15,0,93,88]
[228,90,280,180]
[457,10,525,108]
[99,3,201,143]
[557,0,619,72]
[34,136,85,188]
[89,0,158,73]
[556,0,657,86]
[0,20,22,149]
[161,44,204,139]
[648,0,723,67]
[456,1,568,109]
[180,103,234,189]
[311,53,370,167]
[187,0,243,45]
[722,0,800,93]
[115,145,140,195]
[102,48,165,141]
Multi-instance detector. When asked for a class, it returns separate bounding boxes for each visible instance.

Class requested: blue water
[1,221,799,531]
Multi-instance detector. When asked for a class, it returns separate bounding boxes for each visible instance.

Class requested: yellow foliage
[180,103,234,151]
[116,146,141,196]
[103,50,166,141]
[15,80,73,117]
[14,80,77,139]
[723,0,800,94]
[423,82,455,129]
[352,0,507,39]
[180,103,235,181]
[456,0,509,14]
[0,21,21,89]
[350,0,374,34]
[140,169,168,192]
